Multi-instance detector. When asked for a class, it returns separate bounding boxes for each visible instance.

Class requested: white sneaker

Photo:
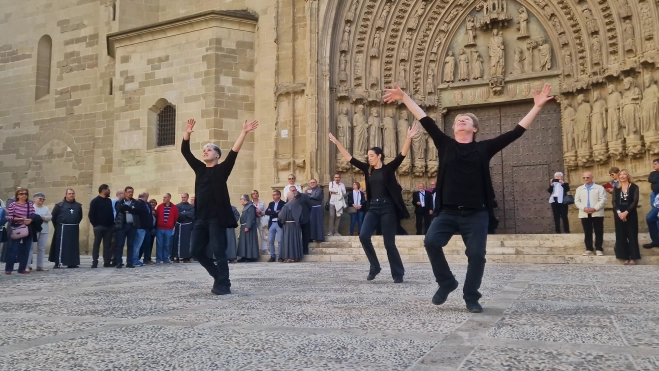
[582,251,594,256]
[596,251,604,256]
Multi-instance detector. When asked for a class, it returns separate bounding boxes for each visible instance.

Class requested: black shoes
[91,262,98,268]
[103,263,112,268]
[432,279,459,305]
[126,264,135,268]
[367,269,381,281]
[393,276,404,283]
[466,301,483,313]
[267,257,276,262]
[212,279,231,295]
[642,243,659,249]
[116,264,124,269]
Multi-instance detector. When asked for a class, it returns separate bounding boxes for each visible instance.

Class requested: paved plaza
[0,259,658,370]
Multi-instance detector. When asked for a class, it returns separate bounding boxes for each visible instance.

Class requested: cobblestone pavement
[0,258,657,370]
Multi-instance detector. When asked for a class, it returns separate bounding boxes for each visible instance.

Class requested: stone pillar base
[576,149,592,167]
[626,137,645,158]
[564,151,578,169]
[608,140,626,160]
[644,133,659,155]
[592,144,609,164]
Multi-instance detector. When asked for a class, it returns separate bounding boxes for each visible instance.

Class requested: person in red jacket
[155,193,179,264]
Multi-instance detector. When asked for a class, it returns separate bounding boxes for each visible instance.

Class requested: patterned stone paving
[0,258,657,370]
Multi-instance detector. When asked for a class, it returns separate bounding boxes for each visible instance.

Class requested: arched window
[157,105,176,147]
[35,35,52,100]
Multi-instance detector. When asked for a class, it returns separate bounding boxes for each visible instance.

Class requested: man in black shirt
[411,183,432,235]
[181,118,258,295]
[384,82,554,313]
[88,184,115,268]
[644,159,659,248]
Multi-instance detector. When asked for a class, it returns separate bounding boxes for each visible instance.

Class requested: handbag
[563,194,575,205]
[324,201,330,211]
[345,206,357,215]
[10,224,29,240]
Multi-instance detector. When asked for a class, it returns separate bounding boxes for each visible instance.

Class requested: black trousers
[581,215,604,251]
[614,210,641,260]
[301,222,310,254]
[415,212,431,235]
[359,198,405,278]
[92,225,114,264]
[550,201,570,233]
[190,218,230,287]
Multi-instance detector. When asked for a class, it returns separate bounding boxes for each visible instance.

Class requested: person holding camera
[548,172,570,233]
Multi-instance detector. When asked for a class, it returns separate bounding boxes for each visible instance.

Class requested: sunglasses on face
[582,177,591,179]
[288,178,295,180]
[18,192,27,195]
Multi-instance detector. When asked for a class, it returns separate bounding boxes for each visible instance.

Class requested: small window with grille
[156,105,176,147]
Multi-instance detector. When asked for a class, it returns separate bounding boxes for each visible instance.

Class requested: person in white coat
[328,173,347,236]
[574,171,607,256]
[29,192,52,271]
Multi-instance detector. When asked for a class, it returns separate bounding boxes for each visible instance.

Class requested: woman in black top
[612,169,641,265]
[329,123,417,283]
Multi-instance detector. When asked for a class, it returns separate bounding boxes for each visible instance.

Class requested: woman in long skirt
[329,123,417,283]
[226,206,240,263]
[613,169,641,265]
[237,194,260,262]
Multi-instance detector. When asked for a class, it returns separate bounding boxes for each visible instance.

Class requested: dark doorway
[444,100,563,233]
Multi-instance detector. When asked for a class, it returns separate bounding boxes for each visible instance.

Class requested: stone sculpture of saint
[621,77,641,138]
[353,105,368,155]
[551,16,564,35]
[563,50,572,76]
[375,2,391,29]
[411,120,426,160]
[339,52,348,81]
[408,2,426,30]
[592,37,601,65]
[642,75,659,135]
[400,31,412,60]
[575,94,592,150]
[466,16,476,45]
[472,51,484,80]
[618,0,631,18]
[426,68,435,93]
[354,53,363,77]
[517,7,529,38]
[339,24,351,52]
[583,8,598,34]
[563,102,576,152]
[397,110,409,153]
[591,91,607,146]
[398,64,407,90]
[337,107,351,152]
[443,51,455,83]
[606,85,623,142]
[382,111,397,159]
[640,3,654,40]
[458,49,469,81]
[370,31,381,58]
[367,108,382,148]
[538,38,551,71]
[623,19,635,53]
[488,29,504,77]
[430,37,441,61]
[512,47,524,75]
[345,0,358,23]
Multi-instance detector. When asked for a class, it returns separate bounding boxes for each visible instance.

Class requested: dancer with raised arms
[181,118,258,295]
[329,121,418,283]
[383,82,554,313]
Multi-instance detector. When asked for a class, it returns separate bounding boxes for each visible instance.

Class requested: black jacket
[114,198,141,229]
[411,191,432,214]
[420,116,525,233]
[28,214,44,242]
[346,190,367,212]
[265,200,286,228]
[649,171,659,194]
[135,199,154,230]
[547,183,570,200]
[88,196,114,227]
[350,154,411,220]
[295,192,313,225]
[181,139,238,228]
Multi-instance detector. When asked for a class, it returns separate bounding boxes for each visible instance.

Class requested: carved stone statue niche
[517,7,529,39]
[591,91,607,147]
[575,94,592,151]
[562,100,577,153]
[336,107,351,154]
[444,51,455,83]
[408,1,426,31]
[512,47,524,75]
[640,3,655,41]
[618,0,631,19]
[400,31,412,61]
[368,108,382,149]
[368,79,381,103]
[345,0,359,23]
[563,50,573,76]
[430,38,442,61]
[466,16,476,46]
[397,111,411,175]
[606,84,623,143]
[339,52,348,81]
[458,49,470,81]
[591,37,601,65]
[354,53,363,78]
[412,120,426,161]
[426,67,436,93]
[538,37,551,71]
[642,75,659,136]
[382,111,397,159]
[472,51,484,80]
[375,2,391,30]
[622,77,644,157]
[339,23,351,52]
[398,62,408,90]
[488,29,504,77]
[623,19,635,54]
[582,7,598,35]
[353,105,368,156]
[370,30,382,58]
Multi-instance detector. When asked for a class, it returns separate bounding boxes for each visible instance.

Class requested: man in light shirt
[574,171,607,256]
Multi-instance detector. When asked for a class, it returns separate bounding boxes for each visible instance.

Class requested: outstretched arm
[231,120,259,153]
[399,123,418,157]
[518,83,553,129]
[181,119,204,172]
[329,133,352,162]
[383,83,426,120]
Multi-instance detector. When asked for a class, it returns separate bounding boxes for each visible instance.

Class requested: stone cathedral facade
[1,0,659,246]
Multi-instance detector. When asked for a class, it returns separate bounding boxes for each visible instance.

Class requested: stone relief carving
[512,47,524,75]
[398,62,408,89]
[575,94,591,151]
[480,0,512,29]
[353,105,368,156]
[622,77,644,157]
[337,107,351,154]
[582,7,599,35]
[466,15,476,46]
[400,31,412,61]
[397,110,410,157]
[517,7,529,39]
[345,0,359,23]
[605,84,625,160]
[642,75,659,135]
[339,24,351,52]
[408,1,427,31]
[354,53,363,78]
[640,3,655,41]
[426,67,436,93]
[430,37,442,61]
[412,120,426,176]
[339,52,348,81]
[443,51,455,83]
[592,37,601,65]
[562,100,576,153]
[368,79,381,102]
[591,91,607,146]
[458,49,469,81]
[383,110,397,159]
[367,108,382,148]
[538,37,551,71]
[370,30,382,58]
[618,0,632,19]
[563,50,573,76]
[488,29,505,77]
[623,19,635,54]
[375,2,391,29]
[472,51,484,80]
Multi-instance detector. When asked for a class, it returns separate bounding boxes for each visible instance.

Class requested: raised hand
[186,119,196,134]
[407,122,419,138]
[532,83,553,108]
[242,120,258,133]
[383,83,405,104]
[329,133,339,145]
